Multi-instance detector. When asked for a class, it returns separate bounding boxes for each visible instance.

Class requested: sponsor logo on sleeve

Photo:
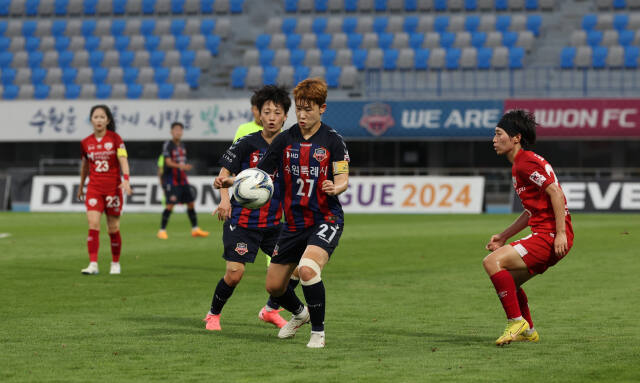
[529,171,546,187]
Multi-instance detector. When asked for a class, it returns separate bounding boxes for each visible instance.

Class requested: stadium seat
[185,66,200,87]
[477,46,492,69]
[304,49,321,66]
[272,49,290,66]
[285,0,297,12]
[582,14,597,31]
[440,32,455,48]
[434,16,449,33]
[502,31,518,48]
[52,20,67,37]
[587,30,603,47]
[262,66,278,85]
[526,15,542,36]
[81,20,96,37]
[496,15,511,32]
[259,49,274,67]
[28,51,43,68]
[347,33,363,50]
[525,0,537,10]
[286,34,302,50]
[171,19,186,36]
[382,49,398,70]
[373,17,388,34]
[3,84,18,99]
[352,49,367,69]
[230,0,244,13]
[362,33,378,49]
[508,46,524,68]
[154,67,170,83]
[314,33,330,50]
[1,67,15,85]
[334,49,352,66]
[291,65,308,85]
[0,52,14,69]
[92,67,108,83]
[290,49,305,67]
[205,35,220,55]
[343,17,358,34]
[444,48,461,69]
[282,18,297,35]
[256,34,270,50]
[24,37,40,52]
[624,46,639,68]
[619,30,634,46]
[495,0,508,10]
[575,46,592,68]
[606,46,624,67]
[324,65,340,88]
[379,33,394,49]
[321,49,336,67]
[22,21,37,38]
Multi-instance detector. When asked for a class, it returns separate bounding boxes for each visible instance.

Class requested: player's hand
[182,164,193,171]
[77,187,85,201]
[321,180,338,196]
[120,180,133,196]
[554,232,568,258]
[212,200,232,221]
[213,176,234,189]
[485,234,505,252]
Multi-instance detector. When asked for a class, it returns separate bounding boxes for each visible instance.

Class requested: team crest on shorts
[104,142,113,150]
[88,198,97,207]
[272,244,279,256]
[235,242,248,255]
[313,148,327,162]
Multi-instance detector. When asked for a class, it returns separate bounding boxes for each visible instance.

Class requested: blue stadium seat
[587,30,603,47]
[496,15,511,32]
[613,0,626,9]
[379,33,393,49]
[96,84,112,98]
[409,33,424,50]
[25,37,41,52]
[172,0,186,13]
[58,51,74,67]
[126,83,142,98]
[325,66,340,88]
[259,49,275,67]
[525,0,538,10]
[65,84,81,99]
[404,16,419,34]
[201,0,213,14]
[290,49,305,66]
[315,0,328,12]
[200,19,215,35]
[434,16,449,33]
[85,36,100,51]
[145,35,160,51]
[115,36,130,51]
[316,33,332,50]
[84,0,98,14]
[26,0,40,16]
[383,49,398,70]
[142,0,156,14]
[262,66,278,85]
[465,0,477,11]
[343,17,358,34]
[445,48,461,69]
[123,67,139,83]
[312,18,327,34]
[477,47,492,69]
[119,51,134,66]
[29,52,44,68]
[440,32,455,48]
[113,0,127,14]
[526,15,542,37]
[206,35,220,54]
[0,37,8,51]
[55,0,69,15]
[293,65,309,84]
[175,35,190,50]
[230,0,244,13]
[502,32,518,48]
[285,0,297,12]
[352,49,367,69]
[414,48,429,70]
[3,85,19,99]
[508,47,524,69]
[374,0,387,11]
[1,67,15,85]
[624,46,639,68]
[31,68,47,84]
[434,0,447,11]
[465,15,480,32]
[89,50,104,67]
[347,33,363,50]
[256,34,271,50]
[495,0,507,10]
[92,67,108,83]
[150,50,165,67]
[619,30,634,46]
[582,14,597,31]
[141,20,156,36]
[154,67,170,83]
[471,32,486,48]
[0,21,7,36]
[82,20,97,36]
[111,20,126,36]
[180,50,195,66]
[171,19,186,36]
[0,52,12,68]
[22,21,38,37]
[0,0,9,16]
[405,0,417,11]
[282,18,297,34]
[52,20,67,36]
[592,46,607,68]
[344,0,357,12]
[613,14,628,31]
[373,17,388,34]
[185,66,200,87]
[321,49,336,66]
[286,34,302,50]
[62,67,77,84]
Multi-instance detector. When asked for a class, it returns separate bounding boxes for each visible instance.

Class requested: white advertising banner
[0,100,298,142]
[30,175,485,214]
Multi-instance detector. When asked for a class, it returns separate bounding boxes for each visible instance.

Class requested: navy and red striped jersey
[162,140,188,186]
[219,131,283,229]
[258,122,350,231]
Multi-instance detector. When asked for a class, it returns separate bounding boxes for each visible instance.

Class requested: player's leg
[158,200,173,239]
[205,261,246,331]
[298,246,330,348]
[82,209,102,274]
[513,281,539,342]
[186,196,208,237]
[258,227,293,328]
[106,214,122,275]
[483,245,531,345]
[266,262,309,338]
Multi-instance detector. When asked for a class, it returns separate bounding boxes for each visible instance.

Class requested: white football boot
[109,262,121,275]
[81,262,99,275]
[307,331,325,348]
[277,306,310,338]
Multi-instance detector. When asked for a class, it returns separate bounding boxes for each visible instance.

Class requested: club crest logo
[88,198,97,207]
[313,148,327,162]
[359,102,395,137]
[104,142,113,150]
[272,244,279,256]
[235,242,248,255]
[529,171,546,187]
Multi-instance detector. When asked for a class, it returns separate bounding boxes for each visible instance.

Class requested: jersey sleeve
[219,136,248,175]
[161,141,172,157]
[518,159,554,191]
[81,141,87,159]
[115,133,127,157]
[329,131,350,175]
[257,132,286,174]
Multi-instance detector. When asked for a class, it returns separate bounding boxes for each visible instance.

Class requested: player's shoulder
[518,150,547,166]
[107,130,123,141]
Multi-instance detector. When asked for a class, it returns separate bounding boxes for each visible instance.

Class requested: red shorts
[85,188,123,216]
[510,231,574,275]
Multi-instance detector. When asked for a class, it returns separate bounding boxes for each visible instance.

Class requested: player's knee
[266,281,285,296]
[298,259,322,286]
[225,268,244,286]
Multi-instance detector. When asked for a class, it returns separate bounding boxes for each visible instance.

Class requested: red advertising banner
[504,99,640,138]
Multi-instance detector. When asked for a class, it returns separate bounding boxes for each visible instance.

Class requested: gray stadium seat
[246,66,263,88]
[362,33,379,49]
[397,48,414,69]
[330,33,348,50]
[50,84,65,99]
[428,48,445,69]
[215,19,231,38]
[449,16,466,32]
[19,85,34,99]
[570,30,587,46]
[309,66,325,79]
[596,0,612,10]
[11,52,28,68]
[606,46,624,67]
[214,0,230,13]
[297,18,313,34]
[424,32,440,49]
[39,1,55,16]
[134,51,151,67]
[36,20,53,37]
[575,46,593,68]
[111,84,127,98]
[15,69,31,85]
[185,19,201,35]
[359,0,374,12]
[142,84,158,99]
[66,20,83,37]
[40,37,55,51]
[388,16,404,33]
[46,68,63,85]
[10,1,24,17]
[417,15,435,32]
[335,49,353,66]
[517,31,534,51]
[479,15,496,32]
[173,83,190,98]
[509,0,525,11]
[596,14,614,30]
[491,47,509,68]
[629,0,640,9]
[418,0,434,11]
[449,0,464,11]
[185,0,200,14]
[326,17,343,34]
[6,21,22,37]
[539,0,554,9]
[77,68,93,84]
[392,33,409,49]
[156,20,171,35]
[511,15,527,31]
[266,18,282,34]
[276,65,294,88]
[80,84,96,99]
[628,13,640,29]
[365,48,383,69]
[298,0,314,12]
[460,47,477,68]
[159,35,176,51]
[328,0,343,12]
[189,35,205,50]
[300,33,317,50]
[98,0,112,15]
[9,37,25,52]
[42,51,60,68]
[169,67,186,83]
[602,30,619,47]
[69,37,86,51]
[156,0,172,14]
[455,32,472,48]
[270,34,287,50]
[243,49,259,66]
[478,0,493,11]
[125,20,142,35]
[103,50,120,67]
[129,35,145,51]
[273,49,291,66]
[138,67,154,83]
[357,17,374,34]
[107,67,124,84]
[388,0,404,12]
[68,0,84,16]
[194,50,212,68]
[96,20,112,36]
[165,50,181,67]
[486,32,503,48]
[100,36,116,51]
[304,49,321,66]
[634,30,640,45]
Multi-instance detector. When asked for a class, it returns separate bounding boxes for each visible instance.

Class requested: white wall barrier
[30,176,485,214]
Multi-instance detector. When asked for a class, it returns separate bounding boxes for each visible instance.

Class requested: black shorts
[222,221,281,263]
[164,183,195,204]
[271,222,344,265]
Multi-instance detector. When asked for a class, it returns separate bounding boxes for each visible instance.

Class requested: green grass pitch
[1,212,639,382]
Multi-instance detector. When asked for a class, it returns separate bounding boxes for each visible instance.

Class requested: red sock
[517,288,534,329]
[489,270,521,320]
[109,231,121,263]
[87,229,99,262]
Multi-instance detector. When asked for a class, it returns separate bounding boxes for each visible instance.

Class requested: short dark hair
[250,92,259,107]
[171,121,184,130]
[254,85,291,114]
[497,110,537,149]
[90,105,116,132]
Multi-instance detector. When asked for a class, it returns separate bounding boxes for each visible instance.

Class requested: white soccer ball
[232,168,274,209]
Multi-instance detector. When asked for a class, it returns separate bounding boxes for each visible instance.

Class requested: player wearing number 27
[484,110,574,346]
[78,105,133,275]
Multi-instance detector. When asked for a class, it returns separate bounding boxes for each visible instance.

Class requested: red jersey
[81,130,126,194]
[512,149,572,234]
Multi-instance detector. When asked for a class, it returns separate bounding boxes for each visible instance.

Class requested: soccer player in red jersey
[484,110,574,346]
[77,105,133,275]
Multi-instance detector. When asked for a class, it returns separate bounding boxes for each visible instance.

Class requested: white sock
[311,330,325,336]
[294,307,308,319]
[525,327,535,335]
[509,316,524,322]
[89,261,98,266]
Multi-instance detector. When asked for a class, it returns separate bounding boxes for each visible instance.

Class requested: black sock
[187,208,198,228]
[288,277,300,290]
[210,278,235,315]
[302,281,325,332]
[270,284,304,316]
[266,278,300,310]
[161,209,172,230]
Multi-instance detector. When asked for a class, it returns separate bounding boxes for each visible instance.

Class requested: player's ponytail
[497,109,537,149]
[90,104,117,132]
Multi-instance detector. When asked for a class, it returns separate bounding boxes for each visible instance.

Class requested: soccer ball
[232,168,274,209]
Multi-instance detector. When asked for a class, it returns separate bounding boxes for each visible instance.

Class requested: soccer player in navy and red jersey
[157,122,209,240]
[78,105,133,275]
[484,110,574,346]
[206,85,294,331]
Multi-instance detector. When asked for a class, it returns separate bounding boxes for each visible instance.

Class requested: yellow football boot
[514,328,539,343]
[157,230,168,240]
[495,318,529,346]
[191,228,209,237]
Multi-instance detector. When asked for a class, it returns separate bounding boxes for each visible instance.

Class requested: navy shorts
[222,221,281,263]
[164,183,195,204]
[271,222,344,265]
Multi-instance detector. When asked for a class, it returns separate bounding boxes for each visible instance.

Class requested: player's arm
[322,161,349,196]
[117,147,133,196]
[165,156,191,171]
[78,158,89,201]
[213,167,233,220]
[486,212,530,251]
[545,183,568,257]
